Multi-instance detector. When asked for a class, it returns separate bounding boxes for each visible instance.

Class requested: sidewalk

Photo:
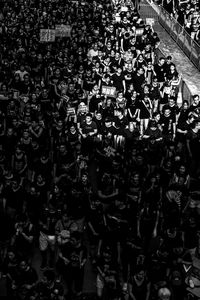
[140,0,200,96]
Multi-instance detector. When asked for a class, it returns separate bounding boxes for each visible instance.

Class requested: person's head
[36,174,44,183]
[166,55,172,63]
[92,84,99,94]
[159,57,165,65]
[105,116,112,127]
[192,94,199,105]
[187,113,195,124]
[117,90,124,99]
[7,248,16,261]
[62,211,68,222]
[59,144,66,154]
[85,113,92,124]
[19,260,29,271]
[116,67,122,75]
[128,122,135,132]
[15,145,23,155]
[22,130,30,139]
[182,100,189,110]
[78,102,87,114]
[158,287,171,300]
[138,54,144,61]
[153,112,161,122]
[169,63,176,72]
[191,118,200,130]
[69,124,76,133]
[102,172,112,184]
[135,266,146,281]
[95,111,102,120]
[81,173,88,184]
[143,85,150,94]
[19,64,25,72]
[144,95,150,102]
[163,107,171,117]
[14,73,20,81]
[152,77,158,87]
[110,49,115,57]
[131,90,137,98]
[109,24,114,32]
[57,119,63,128]
[23,74,30,82]
[149,119,157,130]
[106,40,112,49]
[178,164,187,175]
[131,172,140,184]
[137,67,144,75]
[168,97,175,107]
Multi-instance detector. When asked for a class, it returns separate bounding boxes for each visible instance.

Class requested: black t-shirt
[160,113,175,135]
[112,73,125,91]
[132,73,145,93]
[81,120,97,135]
[124,69,134,85]
[154,63,166,82]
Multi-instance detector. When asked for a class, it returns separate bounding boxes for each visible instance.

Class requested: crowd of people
[0,0,200,299]
[155,0,200,43]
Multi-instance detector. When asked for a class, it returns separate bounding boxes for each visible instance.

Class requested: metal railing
[139,1,194,104]
[155,47,192,104]
[158,5,200,71]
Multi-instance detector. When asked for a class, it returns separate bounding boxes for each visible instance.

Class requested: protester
[0,0,199,299]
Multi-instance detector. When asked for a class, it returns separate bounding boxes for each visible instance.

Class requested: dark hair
[86,112,92,118]
[166,55,172,60]
[193,94,199,99]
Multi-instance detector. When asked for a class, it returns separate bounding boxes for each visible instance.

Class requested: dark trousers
[63,265,85,296]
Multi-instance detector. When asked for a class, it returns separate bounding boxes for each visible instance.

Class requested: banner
[101,86,116,98]
[40,29,56,42]
[135,28,144,36]
[55,24,71,38]
[121,6,128,12]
